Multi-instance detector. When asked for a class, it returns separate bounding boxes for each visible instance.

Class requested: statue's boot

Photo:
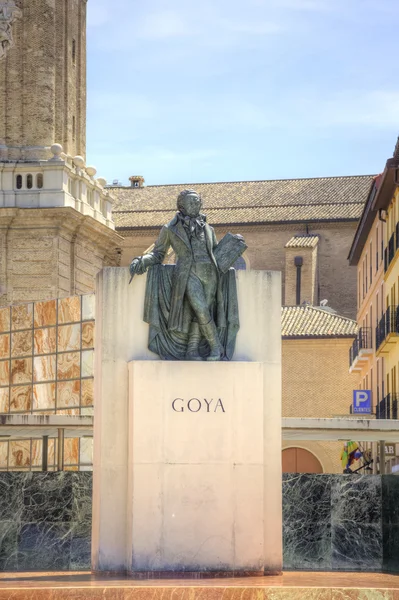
[186,322,202,361]
[200,320,223,361]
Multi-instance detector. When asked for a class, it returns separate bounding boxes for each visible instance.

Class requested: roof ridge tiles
[109,173,375,190]
[113,201,365,215]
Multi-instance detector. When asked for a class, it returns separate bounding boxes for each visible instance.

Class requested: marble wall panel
[80,438,93,466]
[11,358,32,385]
[64,439,79,466]
[10,386,32,412]
[81,378,93,407]
[0,389,9,413]
[34,300,57,328]
[82,322,94,349]
[34,328,56,355]
[331,476,382,572]
[0,308,10,334]
[283,474,332,570]
[21,472,73,522]
[82,294,95,321]
[81,350,93,378]
[0,473,93,571]
[8,441,31,468]
[58,324,81,353]
[0,443,8,468]
[382,475,399,573]
[58,297,81,324]
[11,331,32,358]
[33,383,56,411]
[18,522,72,571]
[57,352,80,380]
[11,304,33,331]
[0,521,19,570]
[0,361,9,386]
[70,472,92,569]
[0,335,9,359]
[33,355,56,383]
[31,440,42,467]
[57,380,80,408]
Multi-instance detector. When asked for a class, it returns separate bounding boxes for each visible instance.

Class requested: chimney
[129,176,145,188]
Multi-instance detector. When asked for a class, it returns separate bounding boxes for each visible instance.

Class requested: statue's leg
[185,322,202,361]
[185,267,222,361]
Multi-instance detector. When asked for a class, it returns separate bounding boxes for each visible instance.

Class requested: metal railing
[376,306,399,350]
[376,393,398,420]
[385,232,396,272]
[349,327,372,367]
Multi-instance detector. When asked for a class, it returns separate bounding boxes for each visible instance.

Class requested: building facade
[112,175,374,319]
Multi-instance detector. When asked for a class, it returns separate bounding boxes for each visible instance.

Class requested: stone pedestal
[127,360,266,575]
[92,268,282,575]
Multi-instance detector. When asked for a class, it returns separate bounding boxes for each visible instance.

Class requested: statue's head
[177,189,202,218]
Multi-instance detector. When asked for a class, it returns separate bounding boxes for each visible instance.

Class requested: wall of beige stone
[118,221,359,318]
[282,338,358,473]
[0,208,121,306]
[285,245,318,306]
[0,0,86,161]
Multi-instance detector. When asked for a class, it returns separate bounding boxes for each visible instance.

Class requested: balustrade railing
[349,327,372,367]
[376,306,399,350]
[376,393,399,420]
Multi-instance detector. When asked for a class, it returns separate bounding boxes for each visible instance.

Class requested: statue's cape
[143,264,239,361]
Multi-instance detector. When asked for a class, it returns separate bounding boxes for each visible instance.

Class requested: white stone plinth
[92,268,282,575]
[127,361,265,574]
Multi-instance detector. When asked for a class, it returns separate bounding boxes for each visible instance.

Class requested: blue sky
[86,0,399,186]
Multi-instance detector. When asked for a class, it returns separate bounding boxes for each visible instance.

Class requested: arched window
[26,174,33,189]
[234,256,247,271]
[16,175,22,190]
[36,174,43,189]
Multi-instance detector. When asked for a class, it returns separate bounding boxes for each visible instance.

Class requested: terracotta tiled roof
[285,235,319,248]
[282,306,358,338]
[111,175,374,229]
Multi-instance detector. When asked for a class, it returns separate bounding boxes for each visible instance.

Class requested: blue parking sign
[353,390,372,414]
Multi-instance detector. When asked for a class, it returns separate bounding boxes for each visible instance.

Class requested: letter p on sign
[353,390,371,414]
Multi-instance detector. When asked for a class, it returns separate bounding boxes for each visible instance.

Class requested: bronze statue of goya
[129,190,247,361]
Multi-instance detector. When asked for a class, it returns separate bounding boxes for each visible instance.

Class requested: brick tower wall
[0,0,87,161]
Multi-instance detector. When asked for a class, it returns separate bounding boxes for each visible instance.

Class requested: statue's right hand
[129,257,145,276]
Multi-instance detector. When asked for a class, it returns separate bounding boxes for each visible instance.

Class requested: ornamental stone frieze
[0,1,21,60]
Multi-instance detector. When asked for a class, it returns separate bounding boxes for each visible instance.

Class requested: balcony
[376,306,399,352]
[376,393,398,420]
[349,327,373,371]
[384,232,396,273]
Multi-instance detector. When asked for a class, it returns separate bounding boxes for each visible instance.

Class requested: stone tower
[0,0,86,161]
[0,0,122,306]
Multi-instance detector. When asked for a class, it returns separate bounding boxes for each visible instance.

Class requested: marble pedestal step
[0,572,399,599]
